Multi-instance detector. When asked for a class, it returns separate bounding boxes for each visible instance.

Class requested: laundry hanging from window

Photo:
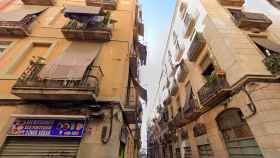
[129,56,147,102]
[136,41,147,65]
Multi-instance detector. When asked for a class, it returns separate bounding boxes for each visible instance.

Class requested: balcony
[172,99,200,129]
[21,0,55,5]
[12,59,103,101]
[169,78,178,96]
[128,86,137,107]
[0,20,31,37]
[62,20,112,42]
[86,0,118,10]
[62,6,113,41]
[217,0,245,7]
[123,86,138,124]
[198,73,231,107]
[188,32,206,61]
[0,6,47,37]
[123,109,137,124]
[229,9,272,32]
[175,61,189,82]
[183,96,201,120]
[162,88,171,106]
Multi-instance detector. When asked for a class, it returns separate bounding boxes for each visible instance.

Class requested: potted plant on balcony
[205,68,225,87]
[264,54,280,75]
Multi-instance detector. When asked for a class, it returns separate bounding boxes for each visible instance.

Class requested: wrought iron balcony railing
[62,20,113,41]
[217,0,245,7]
[170,99,200,129]
[0,15,34,37]
[86,0,118,10]
[198,73,231,107]
[21,0,55,5]
[229,9,272,32]
[12,59,103,101]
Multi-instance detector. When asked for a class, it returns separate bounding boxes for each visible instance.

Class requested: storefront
[0,115,86,157]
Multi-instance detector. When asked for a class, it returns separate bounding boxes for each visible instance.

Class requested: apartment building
[0,0,146,157]
[150,0,280,158]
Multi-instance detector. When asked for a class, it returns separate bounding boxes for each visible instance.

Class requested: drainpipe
[242,85,257,119]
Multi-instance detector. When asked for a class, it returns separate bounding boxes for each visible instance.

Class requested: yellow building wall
[0,0,136,106]
[0,1,138,157]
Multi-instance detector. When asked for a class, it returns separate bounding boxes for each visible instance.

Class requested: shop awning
[64,5,102,15]
[0,5,48,22]
[39,42,102,80]
[251,37,280,54]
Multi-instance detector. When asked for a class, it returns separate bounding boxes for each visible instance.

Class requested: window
[184,15,196,38]
[0,41,11,55]
[170,105,174,119]
[173,31,178,45]
[202,63,215,77]
[179,2,188,19]
[200,55,215,78]
[176,96,181,109]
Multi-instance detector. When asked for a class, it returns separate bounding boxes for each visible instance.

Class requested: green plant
[103,11,111,26]
[264,55,280,75]
[205,72,218,87]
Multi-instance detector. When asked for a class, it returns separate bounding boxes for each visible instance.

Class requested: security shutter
[0,137,81,158]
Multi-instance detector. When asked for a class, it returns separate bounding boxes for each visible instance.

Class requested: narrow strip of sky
[139,0,176,150]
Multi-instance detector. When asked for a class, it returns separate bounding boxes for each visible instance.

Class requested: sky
[138,0,176,150]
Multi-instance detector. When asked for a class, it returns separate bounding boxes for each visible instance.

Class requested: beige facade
[0,0,143,157]
[149,0,280,158]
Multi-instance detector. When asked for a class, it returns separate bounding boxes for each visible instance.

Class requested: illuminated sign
[8,118,85,137]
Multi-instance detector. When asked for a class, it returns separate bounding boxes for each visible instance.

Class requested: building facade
[0,0,145,157]
[150,0,280,158]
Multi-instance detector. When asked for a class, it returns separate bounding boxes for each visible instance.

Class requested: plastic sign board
[8,118,85,137]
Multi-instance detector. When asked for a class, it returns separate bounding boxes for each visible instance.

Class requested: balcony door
[216,108,263,158]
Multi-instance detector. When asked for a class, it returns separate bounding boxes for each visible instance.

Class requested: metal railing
[13,59,103,95]
[0,15,35,36]
[198,74,230,105]
[62,19,113,41]
[229,8,272,31]
[86,0,118,10]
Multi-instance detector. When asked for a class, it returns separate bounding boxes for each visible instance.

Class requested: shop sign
[8,118,85,137]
